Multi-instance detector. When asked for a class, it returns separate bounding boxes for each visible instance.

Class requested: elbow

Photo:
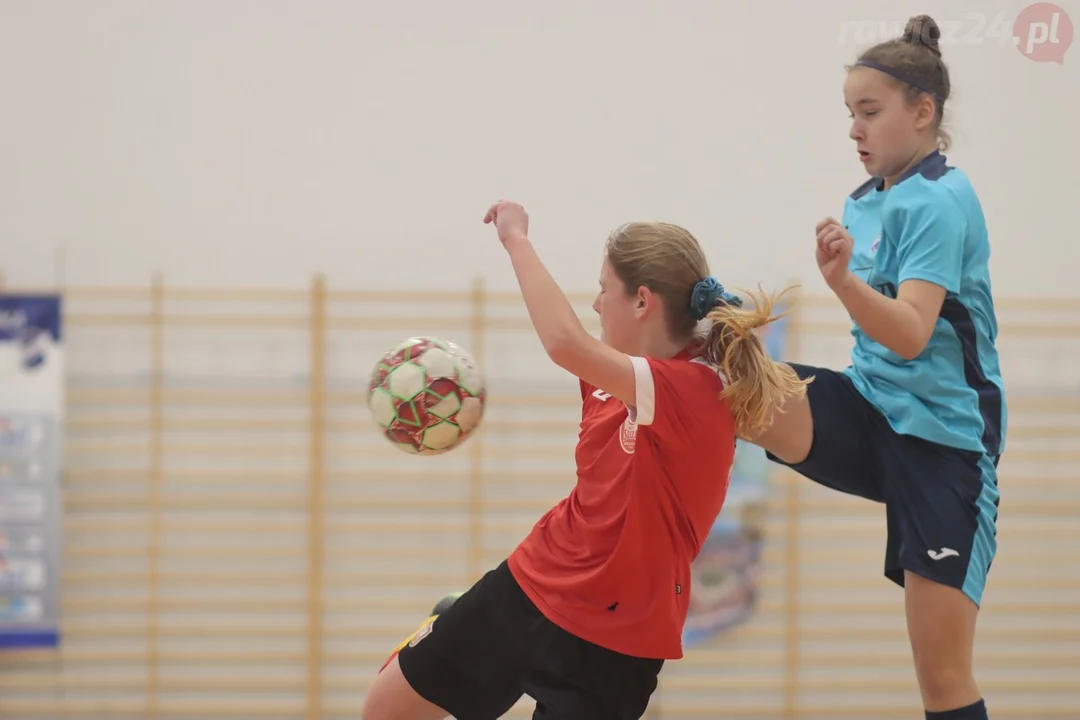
[885,304,936,361]
[892,329,932,361]
[894,345,923,362]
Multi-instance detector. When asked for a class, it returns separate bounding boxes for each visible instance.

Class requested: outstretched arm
[484,200,638,408]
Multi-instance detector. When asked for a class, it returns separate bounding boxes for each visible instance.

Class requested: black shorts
[396,560,664,720]
[766,364,1000,607]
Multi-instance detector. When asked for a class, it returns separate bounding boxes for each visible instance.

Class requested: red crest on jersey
[618,416,637,454]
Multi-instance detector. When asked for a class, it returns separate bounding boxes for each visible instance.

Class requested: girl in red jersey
[362,200,808,720]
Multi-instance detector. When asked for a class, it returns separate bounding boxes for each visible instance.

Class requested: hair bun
[903,14,942,57]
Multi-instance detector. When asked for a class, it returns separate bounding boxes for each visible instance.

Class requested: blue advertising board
[0,294,64,649]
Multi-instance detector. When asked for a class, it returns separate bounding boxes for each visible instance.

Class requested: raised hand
[483,199,530,247]
[815,217,855,291]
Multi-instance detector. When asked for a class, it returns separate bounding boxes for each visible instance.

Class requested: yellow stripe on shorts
[392,614,438,654]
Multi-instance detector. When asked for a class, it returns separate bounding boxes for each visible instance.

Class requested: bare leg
[362,656,450,720]
[904,572,983,712]
[742,364,815,463]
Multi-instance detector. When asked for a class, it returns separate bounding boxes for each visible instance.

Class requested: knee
[904,573,980,708]
[912,648,976,705]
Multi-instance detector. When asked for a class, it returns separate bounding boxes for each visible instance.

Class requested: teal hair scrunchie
[690,277,743,320]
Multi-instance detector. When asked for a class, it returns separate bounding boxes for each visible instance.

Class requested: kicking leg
[746,364,884,502]
[741,362,814,463]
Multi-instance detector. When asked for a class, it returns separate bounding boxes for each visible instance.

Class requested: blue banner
[683,313,790,647]
[0,294,64,650]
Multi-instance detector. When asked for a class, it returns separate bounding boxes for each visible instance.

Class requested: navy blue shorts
[766,364,1000,606]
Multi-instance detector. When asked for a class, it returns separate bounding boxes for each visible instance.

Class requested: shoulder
[883,173,968,234]
[623,354,732,450]
[631,354,726,393]
[885,153,980,217]
[630,354,726,422]
[888,171,959,207]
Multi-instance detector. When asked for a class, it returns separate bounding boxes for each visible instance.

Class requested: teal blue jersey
[841,151,1006,456]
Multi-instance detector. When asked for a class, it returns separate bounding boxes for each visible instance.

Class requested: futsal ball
[430,591,463,615]
[367,336,486,455]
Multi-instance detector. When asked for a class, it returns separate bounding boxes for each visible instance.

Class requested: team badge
[619,416,637,454]
[407,616,436,647]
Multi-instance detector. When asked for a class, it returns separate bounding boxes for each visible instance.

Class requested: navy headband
[690,277,742,321]
[855,59,943,102]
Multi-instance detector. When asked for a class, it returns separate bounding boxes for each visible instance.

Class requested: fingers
[816,224,851,257]
[484,200,508,225]
[815,216,841,234]
[815,225,836,250]
[826,236,849,255]
[483,199,524,226]
[484,200,508,224]
[815,218,848,254]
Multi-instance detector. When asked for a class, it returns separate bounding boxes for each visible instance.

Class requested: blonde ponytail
[700,285,811,437]
[601,221,811,435]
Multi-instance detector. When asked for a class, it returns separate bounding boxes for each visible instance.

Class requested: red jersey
[507,351,736,660]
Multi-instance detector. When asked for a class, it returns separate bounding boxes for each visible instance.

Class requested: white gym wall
[1,0,1075,297]
[1,2,1077,719]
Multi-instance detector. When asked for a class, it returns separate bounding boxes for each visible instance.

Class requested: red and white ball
[367,336,486,455]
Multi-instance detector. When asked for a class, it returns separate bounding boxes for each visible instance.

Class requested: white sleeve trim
[628,356,656,426]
